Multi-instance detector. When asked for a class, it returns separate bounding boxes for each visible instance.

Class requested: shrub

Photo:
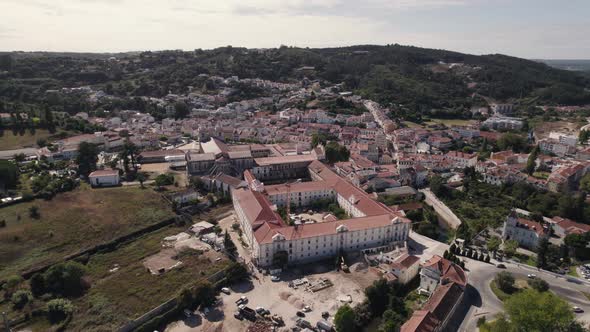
[47,298,74,323]
[495,271,515,293]
[11,290,33,310]
[527,277,549,292]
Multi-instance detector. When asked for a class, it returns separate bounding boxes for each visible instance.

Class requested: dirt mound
[279,291,292,301]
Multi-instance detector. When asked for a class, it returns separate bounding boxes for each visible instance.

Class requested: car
[256,307,267,315]
[573,307,584,313]
[221,287,231,295]
[527,274,537,278]
[296,311,306,317]
[271,275,281,282]
[183,309,192,318]
[234,311,243,320]
[235,296,248,305]
[496,264,506,269]
[303,305,312,312]
[322,311,330,318]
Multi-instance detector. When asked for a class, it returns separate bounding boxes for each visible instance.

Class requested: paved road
[459,259,590,331]
[419,189,461,229]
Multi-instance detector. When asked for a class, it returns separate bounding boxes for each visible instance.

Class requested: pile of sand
[279,291,292,301]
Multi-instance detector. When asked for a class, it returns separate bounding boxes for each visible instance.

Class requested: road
[419,188,462,229]
[459,259,590,331]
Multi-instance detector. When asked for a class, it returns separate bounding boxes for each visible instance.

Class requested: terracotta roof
[140,149,184,158]
[89,169,118,177]
[516,218,546,236]
[552,216,590,234]
[254,154,317,166]
[400,310,440,332]
[422,282,464,322]
[391,253,420,270]
[257,213,407,244]
[265,181,332,195]
[422,255,467,287]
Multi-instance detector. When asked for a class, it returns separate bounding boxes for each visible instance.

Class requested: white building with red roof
[88,169,120,187]
[232,161,411,267]
[502,210,549,250]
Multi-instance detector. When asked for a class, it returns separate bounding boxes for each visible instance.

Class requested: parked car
[527,274,537,278]
[296,318,313,329]
[496,264,506,269]
[271,275,281,282]
[303,305,312,312]
[235,296,248,305]
[296,311,306,317]
[221,287,231,295]
[573,307,584,313]
[183,309,192,318]
[234,311,243,320]
[256,307,267,315]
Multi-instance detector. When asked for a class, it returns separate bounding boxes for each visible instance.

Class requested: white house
[390,253,421,285]
[89,169,120,187]
[502,211,549,250]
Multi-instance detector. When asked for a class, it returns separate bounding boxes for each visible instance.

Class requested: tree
[579,130,590,144]
[177,287,194,310]
[495,271,515,293]
[526,145,539,175]
[223,230,236,256]
[30,273,46,297]
[497,133,527,152]
[193,281,216,308]
[225,262,249,284]
[76,142,99,177]
[365,279,390,316]
[174,102,190,119]
[154,173,175,188]
[527,277,549,292]
[487,236,501,257]
[325,141,350,163]
[0,160,18,192]
[43,261,87,297]
[47,298,74,323]
[119,140,139,175]
[334,304,357,332]
[136,172,148,188]
[504,240,519,258]
[504,289,575,331]
[28,205,40,219]
[11,290,32,310]
[536,237,549,268]
[580,173,590,193]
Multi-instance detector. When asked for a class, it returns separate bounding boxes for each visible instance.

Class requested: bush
[495,271,515,293]
[527,278,549,292]
[47,298,74,323]
[11,290,33,310]
[40,261,88,297]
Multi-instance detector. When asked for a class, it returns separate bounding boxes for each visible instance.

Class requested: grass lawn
[0,185,174,280]
[0,129,56,150]
[532,171,550,180]
[490,278,529,302]
[568,266,579,278]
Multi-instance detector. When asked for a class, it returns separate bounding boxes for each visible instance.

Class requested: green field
[0,186,175,280]
[0,129,56,150]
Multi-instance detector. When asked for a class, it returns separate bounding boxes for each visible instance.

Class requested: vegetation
[325,141,350,163]
[495,271,515,293]
[0,185,174,280]
[76,142,99,177]
[0,160,19,192]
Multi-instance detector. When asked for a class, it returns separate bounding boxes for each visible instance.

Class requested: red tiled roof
[89,169,119,177]
[391,253,420,270]
[400,310,440,332]
[422,255,467,287]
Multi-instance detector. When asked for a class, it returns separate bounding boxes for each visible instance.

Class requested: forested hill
[1,44,590,113]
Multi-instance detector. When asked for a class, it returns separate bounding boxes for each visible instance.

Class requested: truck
[239,306,257,321]
[317,320,334,331]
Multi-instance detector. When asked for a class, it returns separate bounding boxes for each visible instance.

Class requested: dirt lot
[532,120,582,139]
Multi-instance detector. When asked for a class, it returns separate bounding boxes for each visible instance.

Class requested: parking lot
[166,256,379,332]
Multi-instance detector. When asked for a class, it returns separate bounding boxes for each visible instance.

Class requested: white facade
[89,171,120,187]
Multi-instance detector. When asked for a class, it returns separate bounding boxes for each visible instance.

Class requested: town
[1,46,590,332]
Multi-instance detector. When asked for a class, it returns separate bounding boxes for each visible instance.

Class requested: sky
[1,0,589,59]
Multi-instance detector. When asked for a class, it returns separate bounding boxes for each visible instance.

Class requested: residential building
[88,169,120,187]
